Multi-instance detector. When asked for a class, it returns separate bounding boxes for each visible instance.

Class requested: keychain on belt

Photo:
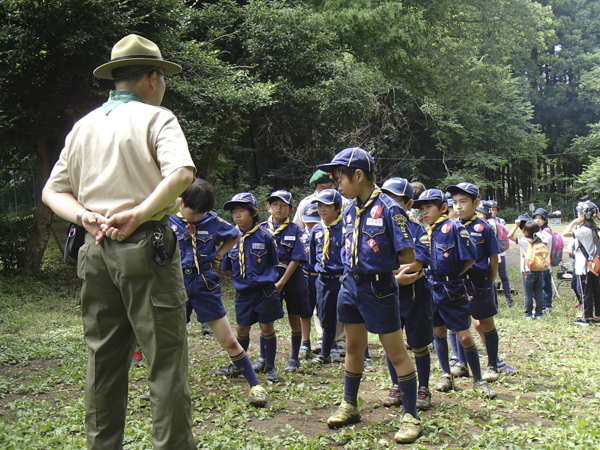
[153,228,169,266]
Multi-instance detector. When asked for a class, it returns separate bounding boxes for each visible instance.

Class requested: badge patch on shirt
[257,257,262,263]
[474,224,484,232]
[346,214,352,224]
[197,230,209,235]
[419,234,430,244]
[366,218,383,227]
[345,238,351,255]
[316,231,323,238]
[392,214,407,227]
[171,224,178,232]
[252,243,265,250]
[370,205,382,219]
[442,223,451,234]
[284,236,296,241]
[459,229,469,239]
[367,238,381,253]
[443,252,449,258]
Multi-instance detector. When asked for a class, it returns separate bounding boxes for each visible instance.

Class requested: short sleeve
[154,114,196,178]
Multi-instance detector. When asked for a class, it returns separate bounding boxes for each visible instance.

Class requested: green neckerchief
[102,90,146,115]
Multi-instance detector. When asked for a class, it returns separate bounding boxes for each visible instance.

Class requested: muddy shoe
[214,364,241,378]
[473,379,497,399]
[327,401,361,428]
[416,386,432,410]
[382,385,401,407]
[434,373,454,392]
[482,365,500,382]
[394,413,423,444]
[299,345,311,360]
[451,363,469,378]
[311,354,331,365]
[252,357,266,373]
[249,385,268,407]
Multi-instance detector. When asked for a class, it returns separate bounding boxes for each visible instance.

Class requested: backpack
[543,228,563,266]
[496,221,510,252]
[521,240,551,272]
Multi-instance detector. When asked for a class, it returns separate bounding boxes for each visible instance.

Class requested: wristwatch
[76,208,88,227]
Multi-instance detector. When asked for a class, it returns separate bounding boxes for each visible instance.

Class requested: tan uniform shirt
[46,101,196,220]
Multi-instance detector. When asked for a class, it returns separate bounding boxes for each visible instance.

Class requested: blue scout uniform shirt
[222,225,279,291]
[341,189,414,275]
[170,211,240,269]
[300,227,316,273]
[265,218,307,264]
[429,216,477,278]
[410,219,431,269]
[460,216,499,273]
[309,218,345,275]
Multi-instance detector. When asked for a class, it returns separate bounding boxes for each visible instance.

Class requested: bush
[0,215,33,272]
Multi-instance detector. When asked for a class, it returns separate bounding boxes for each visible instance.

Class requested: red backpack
[543,228,563,266]
[496,221,510,252]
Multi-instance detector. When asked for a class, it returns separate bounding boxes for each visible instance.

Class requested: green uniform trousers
[78,219,196,449]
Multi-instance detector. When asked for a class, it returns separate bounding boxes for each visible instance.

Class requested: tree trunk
[21,139,55,272]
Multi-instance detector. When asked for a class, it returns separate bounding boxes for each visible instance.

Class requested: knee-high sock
[364,344,370,358]
[261,332,277,368]
[290,331,302,360]
[386,354,399,385]
[321,329,335,358]
[231,350,260,387]
[484,328,499,369]
[398,371,419,420]
[237,334,250,352]
[259,334,265,359]
[448,331,459,359]
[434,335,451,375]
[414,348,430,389]
[456,337,467,366]
[463,344,482,381]
[343,370,362,407]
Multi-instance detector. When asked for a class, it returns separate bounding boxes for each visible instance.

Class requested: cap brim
[412,198,445,208]
[267,195,292,206]
[316,162,342,172]
[223,200,255,211]
[303,216,320,223]
[93,59,182,80]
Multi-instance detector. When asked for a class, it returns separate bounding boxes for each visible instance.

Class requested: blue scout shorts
[276,266,310,317]
[464,271,498,320]
[431,279,471,332]
[337,272,401,335]
[184,266,226,323]
[316,274,342,334]
[235,283,284,326]
[398,275,434,349]
[302,269,318,319]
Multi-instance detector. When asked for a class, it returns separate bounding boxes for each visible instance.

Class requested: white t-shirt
[573,226,597,275]
[517,233,552,273]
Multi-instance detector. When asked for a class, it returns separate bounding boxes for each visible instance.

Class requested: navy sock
[457,337,467,366]
[262,332,277,368]
[343,370,362,407]
[259,334,265,359]
[364,344,370,358]
[321,329,335,358]
[237,334,250,352]
[414,348,430,389]
[484,328,499,368]
[434,335,451,375]
[302,339,311,347]
[332,340,338,350]
[290,332,302,360]
[398,371,419,419]
[448,331,459,358]
[231,350,260,387]
[463,344,482,381]
[386,354,399,385]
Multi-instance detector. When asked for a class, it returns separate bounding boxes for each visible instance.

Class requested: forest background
[3,0,600,272]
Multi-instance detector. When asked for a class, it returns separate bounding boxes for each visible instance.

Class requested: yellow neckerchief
[321,215,343,266]
[427,214,449,237]
[268,216,289,237]
[177,212,200,272]
[351,188,381,268]
[238,224,260,278]
[462,214,478,229]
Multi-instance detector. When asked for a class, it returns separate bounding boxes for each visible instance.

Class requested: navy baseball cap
[267,190,294,208]
[445,192,453,208]
[316,147,376,174]
[302,204,321,223]
[446,182,480,198]
[223,192,258,210]
[412,189,446,208]
[311,188,342,206]
[381,177,414,200]
[532,207,549,222]
[517,213,534,229]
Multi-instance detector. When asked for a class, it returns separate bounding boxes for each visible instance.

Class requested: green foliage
[0,214,32,272]
[574,156,600,200]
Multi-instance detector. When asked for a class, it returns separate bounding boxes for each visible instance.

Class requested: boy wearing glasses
[170,179,269,407]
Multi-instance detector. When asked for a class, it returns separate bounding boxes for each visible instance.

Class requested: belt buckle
[184,268,193,274]
[352,273,360,280]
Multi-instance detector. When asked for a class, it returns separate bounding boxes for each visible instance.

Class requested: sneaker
[264,366,278,382]
[131,351,143,366]
[201,322,213,335]
[535,315,543,321]
[590,317,600,325]
[249,385,268,407]
[524,314,533,320]
[434,373,454,392]
[252,357,266,373]
[327,401,361,428]
[337,341,346,356]
[416,386,432,411]
[330,349,342,363]
[451,363,469,378]
[299,345,311,360]
[311,340,322,353]
[311,354,331,364]
[482,365,500,382]
[497,360,518,375]
[284,358,301,372]
[574,317,591,326]
[382,385,401,407]
[139,392,150,401]
[449,356,459,368]
[473,379,497,399]
[364,357,374,372]
[507,300,514,307]
[543,307,553,315]
[394,413,423,444]
[214,363,241,378]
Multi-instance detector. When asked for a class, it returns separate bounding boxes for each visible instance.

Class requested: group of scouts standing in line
[42,34,576,449]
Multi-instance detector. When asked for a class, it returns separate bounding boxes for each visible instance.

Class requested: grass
[1,245,600,449]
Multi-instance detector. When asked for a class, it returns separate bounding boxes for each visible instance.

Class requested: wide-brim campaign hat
[94,34,182,80]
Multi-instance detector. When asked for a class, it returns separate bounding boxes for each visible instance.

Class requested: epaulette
[208,210,227,224]
[379,192,396,210]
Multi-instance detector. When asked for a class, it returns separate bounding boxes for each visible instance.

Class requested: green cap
[309,169,334,185]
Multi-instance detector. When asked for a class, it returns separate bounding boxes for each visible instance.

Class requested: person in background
[533,208,554,314]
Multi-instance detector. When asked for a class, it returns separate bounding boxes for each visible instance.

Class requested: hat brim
[381,187,412,199]
[302,216,320,223]
[311,198,335,205]
[316,162,343,172]
[223,200,256,211]
[93,58,182,80]
[267,195,292,208]
[412,198,445,208]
